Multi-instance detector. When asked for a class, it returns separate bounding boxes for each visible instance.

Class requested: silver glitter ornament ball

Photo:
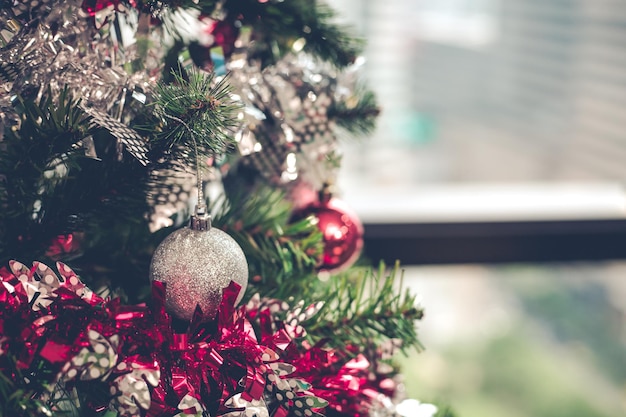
[149,221,248,321]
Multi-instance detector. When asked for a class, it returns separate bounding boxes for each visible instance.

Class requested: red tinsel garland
[0,261,395,417]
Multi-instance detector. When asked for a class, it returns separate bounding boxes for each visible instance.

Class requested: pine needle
[152,67,241,165]
[305,262,424,353]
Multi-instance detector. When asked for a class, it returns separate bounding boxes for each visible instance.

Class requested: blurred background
[331,1,626,416]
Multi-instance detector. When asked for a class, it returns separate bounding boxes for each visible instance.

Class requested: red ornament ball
[209,20,239,57]
[294,197,364,273]
[81,0,123,16]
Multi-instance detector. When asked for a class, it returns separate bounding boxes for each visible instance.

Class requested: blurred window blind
[333,0,626,184]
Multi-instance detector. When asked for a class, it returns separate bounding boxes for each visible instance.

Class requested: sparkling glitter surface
[149,226,248,321]
[230,53,344,189]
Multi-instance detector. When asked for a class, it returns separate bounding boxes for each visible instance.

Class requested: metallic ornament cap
[190,212,212,231]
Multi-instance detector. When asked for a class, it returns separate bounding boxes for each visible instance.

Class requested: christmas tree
[0,1,446,416]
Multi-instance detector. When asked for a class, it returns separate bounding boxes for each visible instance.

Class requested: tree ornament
[229,53,342,190]
[149,208,248,321]
[208,19,240,58]
[292,186,363,273]
[149,67,247,321]
[81,0,120,16]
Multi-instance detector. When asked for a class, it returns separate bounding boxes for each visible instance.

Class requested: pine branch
[0,357,56,417]
[0,89,92,264]
[77,0,363,68]
[300,2,364,68]
[305,263,424,353]
[0,89,158,300]
[151,68,240,166]
[329,88,380,135]
[181,0,362,68]
[210,179,324,300]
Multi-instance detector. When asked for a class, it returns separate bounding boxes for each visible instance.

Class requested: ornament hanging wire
[160,112,211,231]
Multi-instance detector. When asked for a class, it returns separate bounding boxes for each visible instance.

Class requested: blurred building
[335,0,626,185]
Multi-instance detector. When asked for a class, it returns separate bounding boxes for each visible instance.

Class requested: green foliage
[205,173,422,353]
[211,178,323,300]
[0,89,91,263]
[0,357,54,417]
[516,279,626,384]
[399,267,625,417]
[330,88,380,135]
[151,68,240,165]
[0,88,160,298]
[182,0,363,68]
[305,263,424,353]
[479,335,614,417]
[297,2,364,68]
[435,405,458,417]
[209,176,423,355]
